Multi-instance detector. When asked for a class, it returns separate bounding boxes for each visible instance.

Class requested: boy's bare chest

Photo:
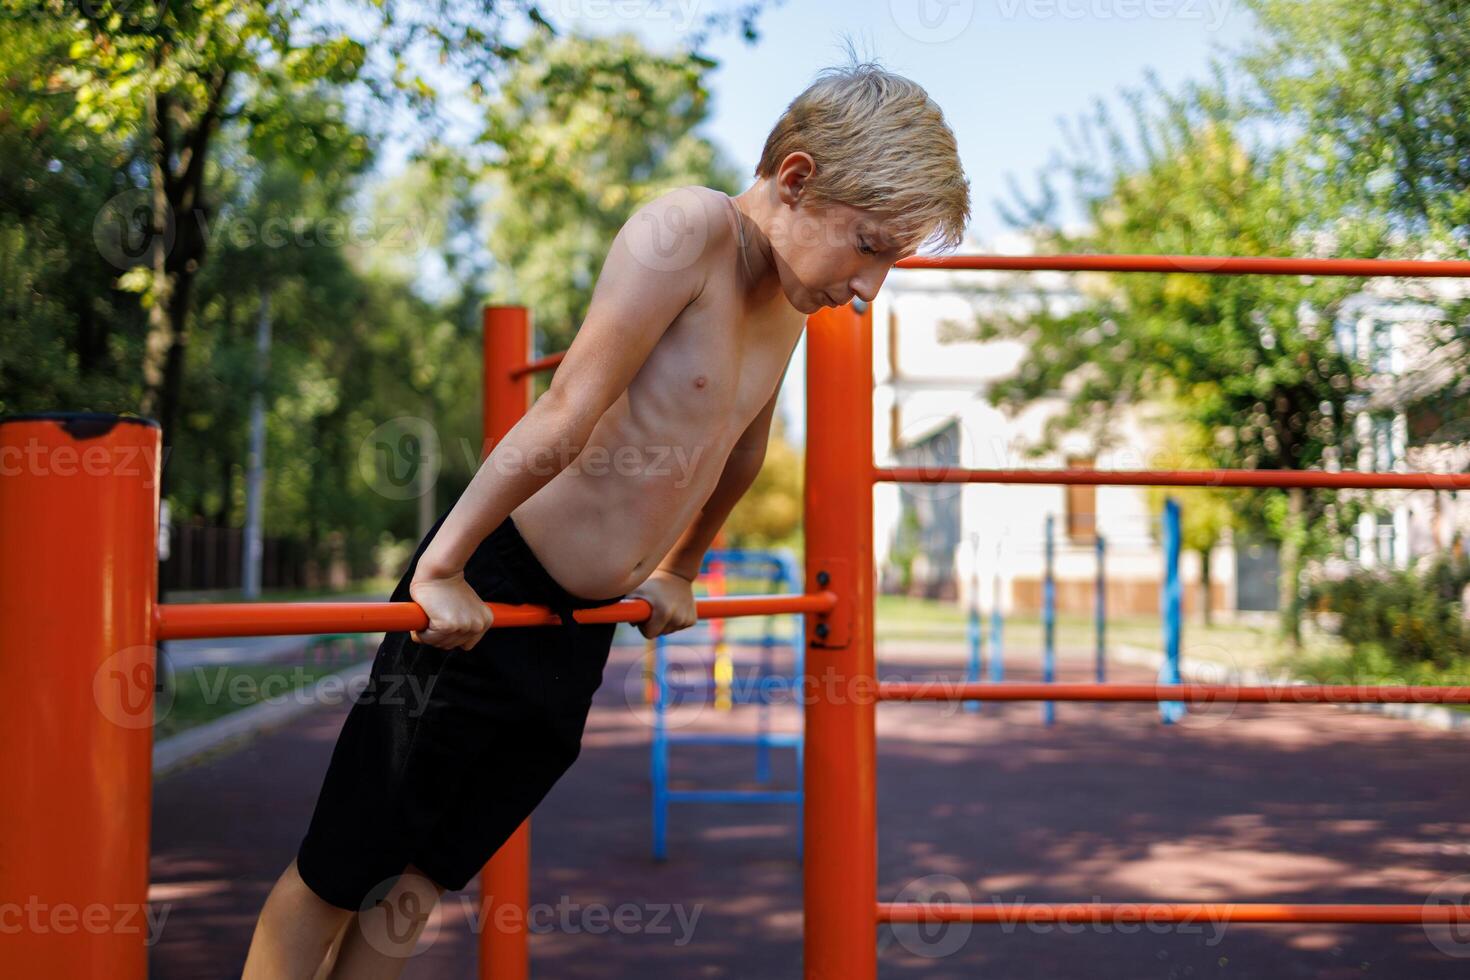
[636,295,803,427]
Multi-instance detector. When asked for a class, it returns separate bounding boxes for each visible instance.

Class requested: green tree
[482,30,743,352]
[1242,0,1470,462]
[992,81,1379,644]
[1244,0,1470,247]
[0,17,146,413]
[14,0,772,480]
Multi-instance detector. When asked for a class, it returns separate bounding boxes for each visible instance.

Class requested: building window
[1375,513,1396,565]
[1368,318,1394,374]
[1371,413,1396,471]
[1065,455,1097,543]
[1333,314,1359,360]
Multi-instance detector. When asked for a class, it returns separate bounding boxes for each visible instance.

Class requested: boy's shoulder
[618,185,739,280]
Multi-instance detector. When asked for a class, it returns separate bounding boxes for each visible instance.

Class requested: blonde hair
[756,59,970,254]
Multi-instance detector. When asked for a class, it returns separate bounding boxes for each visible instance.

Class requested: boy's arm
[417,193,714,579]
[655,381,784,583]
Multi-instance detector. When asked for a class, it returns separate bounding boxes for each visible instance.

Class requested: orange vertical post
[479,307,533,979]
[802,304,877,979]
[0,413,161,978]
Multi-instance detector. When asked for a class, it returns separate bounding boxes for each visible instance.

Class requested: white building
[1332,281,1470,572]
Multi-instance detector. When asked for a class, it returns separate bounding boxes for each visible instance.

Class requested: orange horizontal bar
[875,466,1470,492]
[508,351,565,380]
[879,902,1470,926]
[879,682,1470,704]
[156,590,837,641]
[896,254,1470,278]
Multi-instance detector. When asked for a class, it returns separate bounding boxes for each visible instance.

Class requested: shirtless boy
[243,60,968,978]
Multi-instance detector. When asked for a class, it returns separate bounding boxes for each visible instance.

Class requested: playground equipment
[0,310,834,980]
[1157,497,1186,724]
[649,548,804,860]
[803,251,1470,977]
[964,515,1109,723]
[6,254,1470,978]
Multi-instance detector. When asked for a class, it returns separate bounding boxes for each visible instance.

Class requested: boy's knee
[346,864,445,961]
[276,859,355,923]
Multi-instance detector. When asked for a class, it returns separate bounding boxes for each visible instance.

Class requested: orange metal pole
[480,306,533,980]
[874,465,1470,491]
[878,681,1470,704]
[879,902,1470,925]
[0,413,161,978]
[896,253,1470,278]
[154,592,838,640]
[803,303,877,979]
[507,350,565,380]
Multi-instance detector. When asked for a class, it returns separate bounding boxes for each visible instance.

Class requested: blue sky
[536,0,1259,242]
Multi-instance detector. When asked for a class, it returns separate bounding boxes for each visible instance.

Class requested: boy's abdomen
[512,409,738,599]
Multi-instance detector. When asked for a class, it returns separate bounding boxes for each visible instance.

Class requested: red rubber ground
[148,644,1470,978]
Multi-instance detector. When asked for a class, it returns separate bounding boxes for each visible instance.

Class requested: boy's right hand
[628,569,699,639]
[408,571,496,650]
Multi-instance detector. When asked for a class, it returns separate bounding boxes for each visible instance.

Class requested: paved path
[149,643,1470,978]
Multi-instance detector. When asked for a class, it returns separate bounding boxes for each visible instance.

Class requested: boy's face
[767,155,917,314]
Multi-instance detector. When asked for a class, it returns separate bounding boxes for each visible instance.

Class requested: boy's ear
[775,152,815,205]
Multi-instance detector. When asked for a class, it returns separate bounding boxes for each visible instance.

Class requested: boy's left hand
[629,569,698,638]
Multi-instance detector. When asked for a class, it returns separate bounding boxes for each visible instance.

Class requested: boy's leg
[327,863,446,979]
[242,858,354,979]
[313,918,354,980]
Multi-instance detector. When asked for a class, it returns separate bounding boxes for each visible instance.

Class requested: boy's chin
[778,288,821,314]
[794,287,829,313]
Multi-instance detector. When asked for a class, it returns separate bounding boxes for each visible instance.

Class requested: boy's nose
[850,269,887,303]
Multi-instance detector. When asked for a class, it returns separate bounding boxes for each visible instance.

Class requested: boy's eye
[859,238,876,255]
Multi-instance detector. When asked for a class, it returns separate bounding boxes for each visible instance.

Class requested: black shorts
[296,512,625,911]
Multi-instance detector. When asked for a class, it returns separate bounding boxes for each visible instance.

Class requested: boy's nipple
[693,375,707,389]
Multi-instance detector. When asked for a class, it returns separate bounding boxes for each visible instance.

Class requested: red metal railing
[875,466,1470,491]
[7,254,1470,977]
[156,592,836,641]
[804,254,1470,978]
[897,253,1470,277]
[879,902,1470,926]
[506,350,565,380]
[878,682,1470,704]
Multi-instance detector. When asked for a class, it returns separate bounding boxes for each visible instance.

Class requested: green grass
[155,651,372,738]
[1280,642,1470,713]
[871,594,1470,716]
[871,594,1352,675]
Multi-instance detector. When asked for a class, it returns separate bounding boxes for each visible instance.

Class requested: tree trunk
[213,450,231,528]
[138,70,231,496]
[1278,486,1305,649]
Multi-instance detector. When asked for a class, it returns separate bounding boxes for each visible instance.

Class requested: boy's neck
[728,183,783,300]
